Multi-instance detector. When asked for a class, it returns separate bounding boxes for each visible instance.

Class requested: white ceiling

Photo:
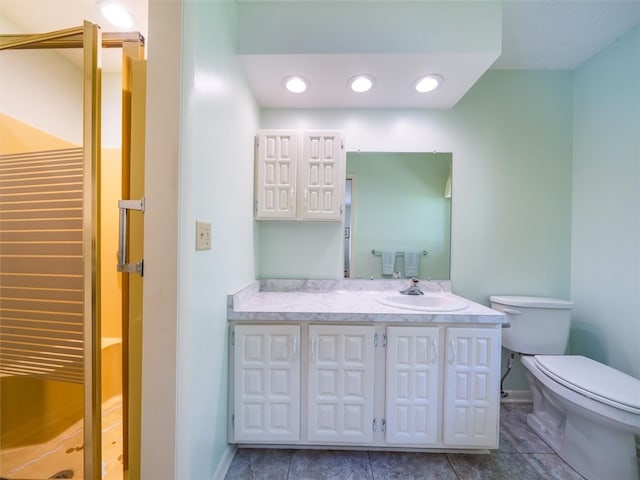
[1,0,638,108]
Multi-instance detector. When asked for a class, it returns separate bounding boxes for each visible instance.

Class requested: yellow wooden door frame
[121,41,146,480]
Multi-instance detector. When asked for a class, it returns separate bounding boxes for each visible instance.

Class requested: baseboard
[212,444,237,480]
[500,389,532,403]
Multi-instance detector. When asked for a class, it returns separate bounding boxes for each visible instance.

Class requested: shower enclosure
[0,23,145,480]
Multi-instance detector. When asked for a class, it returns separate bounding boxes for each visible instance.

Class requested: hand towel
[404,251,420,278]
[381,251,396,275]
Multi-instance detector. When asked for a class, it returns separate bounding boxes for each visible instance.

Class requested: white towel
[381,251,396,275]
[404,251,420,278]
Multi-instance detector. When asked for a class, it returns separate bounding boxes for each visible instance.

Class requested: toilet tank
[490,295,573,355]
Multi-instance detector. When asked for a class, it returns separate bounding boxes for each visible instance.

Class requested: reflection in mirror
[344,178,353,277]
[344,152,452,280]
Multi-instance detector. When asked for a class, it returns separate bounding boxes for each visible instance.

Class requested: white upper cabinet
[255,130,345,221]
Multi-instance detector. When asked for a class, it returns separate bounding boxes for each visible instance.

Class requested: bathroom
[1,1,638,478]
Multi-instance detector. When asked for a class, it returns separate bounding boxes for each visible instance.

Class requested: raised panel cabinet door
[442,326,501,447]
[308,324,375,443]
[255,130,298,220]
[299,131,344,221]
[233,324,301,442]
[385,326,441,445]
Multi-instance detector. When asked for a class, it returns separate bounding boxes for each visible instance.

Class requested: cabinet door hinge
[374,333,378,347]
[232,413,235,429]
[382,334,387,348]
[381,418,386,433]
[231,330,235,346]
[372,418,377,432]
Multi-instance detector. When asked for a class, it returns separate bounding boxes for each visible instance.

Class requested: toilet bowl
[490,295,640,480]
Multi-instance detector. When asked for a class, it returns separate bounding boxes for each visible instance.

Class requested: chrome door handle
[117,198,144,276]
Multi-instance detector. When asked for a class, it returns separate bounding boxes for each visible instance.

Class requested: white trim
[212,444,237,480]
[500,390,533,403]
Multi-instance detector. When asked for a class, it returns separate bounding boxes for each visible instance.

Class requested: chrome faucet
[400,278,424,295]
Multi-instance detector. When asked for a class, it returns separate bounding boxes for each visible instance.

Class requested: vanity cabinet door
[298,131,344,221]
[442,326,500,448]
[255,130,298,220]
[233,324,300,442]
[385,326,441,445]
[307,324,375,443]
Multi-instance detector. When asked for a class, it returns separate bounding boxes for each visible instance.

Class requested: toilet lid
[535,355,640,414]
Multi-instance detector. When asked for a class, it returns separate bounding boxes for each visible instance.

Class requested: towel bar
[371,250,428,256]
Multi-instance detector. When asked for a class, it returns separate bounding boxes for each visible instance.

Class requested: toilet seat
[534,355,640,415]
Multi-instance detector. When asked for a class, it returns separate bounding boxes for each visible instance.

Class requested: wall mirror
[344,152,452,280]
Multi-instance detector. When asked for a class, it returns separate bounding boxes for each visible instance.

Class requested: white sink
[378,293,469,312]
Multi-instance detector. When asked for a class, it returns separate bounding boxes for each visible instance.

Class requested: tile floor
[224,403,640,480]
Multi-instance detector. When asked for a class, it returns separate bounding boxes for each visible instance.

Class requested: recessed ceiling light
[348,74,375,93]
[283,76,308,94]
[99,1,135,29]
[414,74,444,93]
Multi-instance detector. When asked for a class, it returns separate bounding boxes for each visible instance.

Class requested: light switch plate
[195,221,212,250]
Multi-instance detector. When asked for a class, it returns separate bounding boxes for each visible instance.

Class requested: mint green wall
[346,152,451,279]
[177,1,259,477]
[261,70,573,301]
[571,27,640,379]
[258,221,344,278]
[260,71,573,390]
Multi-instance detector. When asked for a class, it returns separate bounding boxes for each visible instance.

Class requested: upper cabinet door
[255,130,298,220]
[298,131,344,221]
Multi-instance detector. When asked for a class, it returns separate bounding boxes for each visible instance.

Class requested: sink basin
[378,293,469,312]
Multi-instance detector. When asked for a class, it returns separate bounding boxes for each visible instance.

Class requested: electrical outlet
[195,221,212,250]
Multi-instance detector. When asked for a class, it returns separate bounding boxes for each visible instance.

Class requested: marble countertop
[227,279,505,324]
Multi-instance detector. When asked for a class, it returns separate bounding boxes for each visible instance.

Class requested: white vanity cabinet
[307,324,375,443]
[232,324,301,442]
[254,130,345,221]
[384,326,501,448]
[229,322,501,450]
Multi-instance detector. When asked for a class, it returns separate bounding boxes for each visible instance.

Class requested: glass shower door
[0,23,102,480]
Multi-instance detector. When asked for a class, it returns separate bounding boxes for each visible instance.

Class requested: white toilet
[490,295,640,480]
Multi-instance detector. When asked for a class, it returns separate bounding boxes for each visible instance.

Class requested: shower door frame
[0,23,145,480]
